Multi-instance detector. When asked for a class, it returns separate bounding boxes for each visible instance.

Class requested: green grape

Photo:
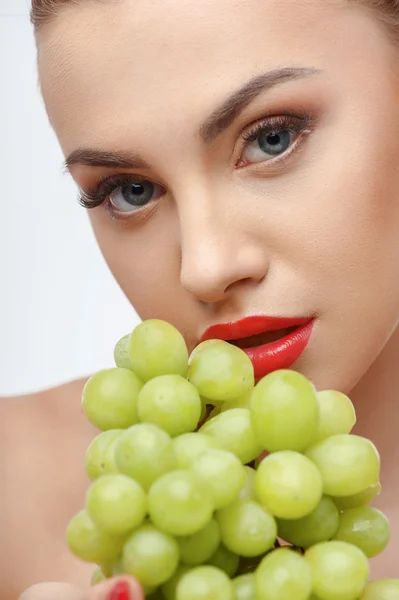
[233,574,257,600]
[238,466,256,501]
[66,509,124,564]
[91,566,107,585]
[315,390,356,441]
[255,548,312,600]
[188,340,254,403]
[176,565,235,600]
[86,474,147,536]
[277,496,340,549]
[306,434,380,497]
[255,451,323,519]
[200,409,263,464]
[114,333,132,369]
[333,506,390,558]
[115,423,176,491]
[361,580,399,599]
[250,370,319,453]
[190,449,246,509]
[305,540,369,600]
[332,482,382,511]
[128,320,189,381]
[220,391,252,412]
[148,470,214,536]
[208,544,239,577]
[173,433,223,469]
[177,519,221,566]
[189,339,223,363]
[162,565,192,600]
[138,375,201,437]
[82,368,143,431]
[217,499,277,557]
[123,524,180,587]
[85,430,122,481]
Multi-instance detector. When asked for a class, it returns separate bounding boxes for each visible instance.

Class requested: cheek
[88,209,193,329]
[275,104,399,303]
[311,141,399,300]
[285,112,399,391]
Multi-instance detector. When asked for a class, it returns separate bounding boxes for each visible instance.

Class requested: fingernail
[107,581,131,600]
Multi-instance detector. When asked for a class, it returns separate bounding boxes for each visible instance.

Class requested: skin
[2,0,399,596]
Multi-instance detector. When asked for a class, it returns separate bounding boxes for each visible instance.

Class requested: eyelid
[243,112,312,141]
[103,200,158,226]
[78,173,165,210]
[235,110,316,169]
[77,111,317,215]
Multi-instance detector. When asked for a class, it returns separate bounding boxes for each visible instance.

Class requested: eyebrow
[63,148,150,172]
[64,66,322,172]
[200,66,322,143]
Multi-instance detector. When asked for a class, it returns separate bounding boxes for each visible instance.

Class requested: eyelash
[241,113,315,159]
[78,173,146,210]
[78,111,315,213]
[240,111,313,154]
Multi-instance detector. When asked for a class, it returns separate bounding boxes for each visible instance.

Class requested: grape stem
[197,404,215,430]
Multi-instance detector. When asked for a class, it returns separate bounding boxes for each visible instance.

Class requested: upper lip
[200,315,313,345]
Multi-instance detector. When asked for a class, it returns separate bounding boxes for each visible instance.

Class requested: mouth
[229,326,298,349]
[200,316,315,380]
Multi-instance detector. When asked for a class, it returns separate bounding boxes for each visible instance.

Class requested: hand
[18,577,144,600]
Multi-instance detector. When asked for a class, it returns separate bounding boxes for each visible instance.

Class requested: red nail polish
[107,581,131,600]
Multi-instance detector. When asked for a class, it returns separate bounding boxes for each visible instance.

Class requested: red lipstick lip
[200,316,315,380]
[200,315,312,342]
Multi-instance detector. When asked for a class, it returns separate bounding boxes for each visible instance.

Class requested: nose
[179,209,269,304]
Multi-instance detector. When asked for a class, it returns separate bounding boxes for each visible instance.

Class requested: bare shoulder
[1,379,97,598]
[0,377,89,423]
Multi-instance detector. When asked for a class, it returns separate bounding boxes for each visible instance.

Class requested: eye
[243,130,293,162]
[109,180,164,213]
[239,114,312,167]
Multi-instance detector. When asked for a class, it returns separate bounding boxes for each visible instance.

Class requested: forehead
[37,0,378,147]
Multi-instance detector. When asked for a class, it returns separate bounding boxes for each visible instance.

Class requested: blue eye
[110,180,163,213]
[240,113,312,166]
[242,128,295,163]
[259,130,292,156]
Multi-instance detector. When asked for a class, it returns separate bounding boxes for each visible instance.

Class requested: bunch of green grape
[66,319,398,600]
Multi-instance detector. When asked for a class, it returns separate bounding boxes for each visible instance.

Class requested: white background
[0,0,140,396]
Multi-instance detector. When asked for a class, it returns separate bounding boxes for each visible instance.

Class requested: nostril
[180,267,230,304]
[180,232,269,303]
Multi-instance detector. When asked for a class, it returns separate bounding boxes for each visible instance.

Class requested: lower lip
[243,320,315,380]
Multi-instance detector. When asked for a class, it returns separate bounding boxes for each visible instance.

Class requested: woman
[5,0,399,598]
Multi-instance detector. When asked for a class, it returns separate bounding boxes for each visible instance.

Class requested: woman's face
[38,0,399,392]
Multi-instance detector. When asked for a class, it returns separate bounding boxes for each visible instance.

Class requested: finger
[86,576,144,600]
[18,582,85,600]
